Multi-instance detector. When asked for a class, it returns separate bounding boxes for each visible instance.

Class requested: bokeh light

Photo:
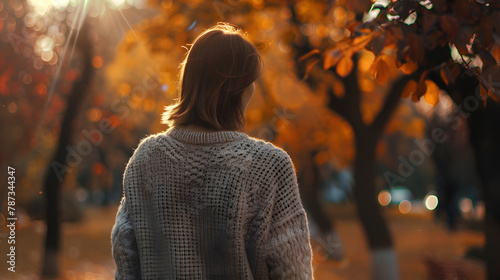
[92,56,104,68]
[118,83,131,96]
[8,102,18,113]
[399,200,412,214]
[0,0,490,279]
[86,107,102,122]
[378,190,391,206]
[35,35,54,53]
[459,198,473,213]
[143,98,156,112]
[424,195,438,211]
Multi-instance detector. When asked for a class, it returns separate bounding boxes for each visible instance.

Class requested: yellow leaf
[402,80,417,98]
[423,80,440,106]
[336,56,354,77]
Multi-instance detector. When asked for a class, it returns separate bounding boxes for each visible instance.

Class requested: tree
[0,0,95,276]
[42,19,94,277]
[1,0,153,276]
[120,1,446,272]
[288,0,500,278]
[285,1,434,277]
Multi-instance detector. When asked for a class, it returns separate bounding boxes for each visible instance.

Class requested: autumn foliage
[304,0,500,106]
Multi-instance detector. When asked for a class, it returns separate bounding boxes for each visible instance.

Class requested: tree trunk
[41,21,93,278]
[353,131,398,280]
[483,189,500,280]
[300,150,343,261]
[286,5,409,277]
[432,71,500,280]
[467,103,500,280]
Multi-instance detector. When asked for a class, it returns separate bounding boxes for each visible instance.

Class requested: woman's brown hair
[162,23,264,131]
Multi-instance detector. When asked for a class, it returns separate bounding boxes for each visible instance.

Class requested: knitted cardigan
[111,126,314,279]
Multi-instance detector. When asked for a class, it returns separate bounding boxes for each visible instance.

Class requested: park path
[0,204,485,279]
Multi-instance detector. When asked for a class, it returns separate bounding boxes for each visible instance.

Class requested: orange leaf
[353,34,373,49]
[400,59,418,75]
[491,43,500,63]
[440,67,449,86]
[369,56,379,78]
[314,151,329,166]
[441,64,460,85]
[413,79,427,101]
[303,58,320,80]
[323,49,343,70]
[489,89,499,102]
[480,85,487,106]
[347,0,373,13]
[454,26,475,56]
[299,49,320,62]
[346,22,362,33]
[405,33,425,63]
[480,84,487,99]
[402,80,417,98]
[333,80,345,98]
[423,80,439,106]
[367,34,386,55]
[376,59,389,84]
[336,56,354,77]
[481,65,500,86]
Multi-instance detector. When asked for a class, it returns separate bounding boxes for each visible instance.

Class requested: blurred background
[1,0,500,279]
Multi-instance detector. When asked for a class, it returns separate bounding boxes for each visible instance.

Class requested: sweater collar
[166,126,248,145]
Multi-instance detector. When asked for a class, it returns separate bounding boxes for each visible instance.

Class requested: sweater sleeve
[265,151,314,280]
[111,196,142,280]
[111,138,151,280]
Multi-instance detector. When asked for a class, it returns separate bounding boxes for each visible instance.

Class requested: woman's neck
[182,124,219,132]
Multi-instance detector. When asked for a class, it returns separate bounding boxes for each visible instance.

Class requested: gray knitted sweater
[111,126,313,279]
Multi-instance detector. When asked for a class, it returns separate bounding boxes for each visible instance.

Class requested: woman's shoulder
[129,132,166,159]
[241,136,293,165]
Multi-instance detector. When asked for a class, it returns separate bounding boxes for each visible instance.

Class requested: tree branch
[371,70,421,134]
[307,65,362,127]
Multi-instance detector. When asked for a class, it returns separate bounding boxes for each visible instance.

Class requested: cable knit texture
[111,126,314,279]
